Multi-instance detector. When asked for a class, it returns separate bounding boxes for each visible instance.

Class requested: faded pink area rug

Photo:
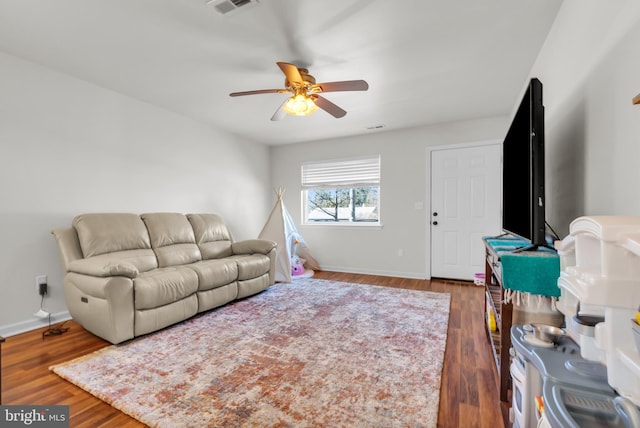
[51,278,450,427]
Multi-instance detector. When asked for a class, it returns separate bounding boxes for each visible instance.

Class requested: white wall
[0,52,271,336]
[271,1,640,280]
[531,0,640,235]
[270,117,508,279]
[9,0,636,334]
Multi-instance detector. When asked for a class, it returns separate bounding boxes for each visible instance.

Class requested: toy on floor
[291,239,306,276]
[291,255,306,276]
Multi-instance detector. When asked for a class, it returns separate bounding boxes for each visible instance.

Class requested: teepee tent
[259,187,319,282]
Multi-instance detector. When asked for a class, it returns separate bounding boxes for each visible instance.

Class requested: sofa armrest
[51,227,84,271]
[232,239,277,255]
[68,259,139,278]
[64,272,135,344]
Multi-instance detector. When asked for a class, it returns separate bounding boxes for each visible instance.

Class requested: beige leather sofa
[52,212,276,344]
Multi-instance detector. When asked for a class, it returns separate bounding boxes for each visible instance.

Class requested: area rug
[50,278,451,427]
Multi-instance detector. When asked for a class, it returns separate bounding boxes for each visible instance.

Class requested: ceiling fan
[229,62,369,121]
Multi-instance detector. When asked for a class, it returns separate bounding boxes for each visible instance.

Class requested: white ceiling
[0,0,563,145]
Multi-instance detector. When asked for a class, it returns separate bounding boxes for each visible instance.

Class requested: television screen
[502,78,546,248]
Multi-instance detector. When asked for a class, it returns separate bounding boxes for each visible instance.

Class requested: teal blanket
[500,251,560,297]
[485,237,561,297]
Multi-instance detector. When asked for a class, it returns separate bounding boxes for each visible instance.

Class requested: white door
[430,143,502,280]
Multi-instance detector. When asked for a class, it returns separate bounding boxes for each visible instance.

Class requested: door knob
[433,212,438,216]
[432,221,438,225]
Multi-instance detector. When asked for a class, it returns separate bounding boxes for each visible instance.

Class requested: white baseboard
[319,265,428,280]
[0,311,71,338]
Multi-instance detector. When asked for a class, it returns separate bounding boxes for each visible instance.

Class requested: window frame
[301,155,381,226]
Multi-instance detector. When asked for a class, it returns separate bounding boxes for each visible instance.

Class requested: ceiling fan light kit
[229,62,368,120]
[283,93,319,116]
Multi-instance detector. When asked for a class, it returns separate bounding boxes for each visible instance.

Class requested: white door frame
[425,139,501,279]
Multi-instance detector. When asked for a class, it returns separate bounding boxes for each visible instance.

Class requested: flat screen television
[502,77,548,250]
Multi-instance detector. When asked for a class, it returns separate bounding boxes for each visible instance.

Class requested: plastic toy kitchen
[510,216,640,427]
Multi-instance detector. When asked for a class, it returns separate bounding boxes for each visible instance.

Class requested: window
[302,156,380,224]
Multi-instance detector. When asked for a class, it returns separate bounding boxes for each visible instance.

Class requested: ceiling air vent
[207,0,259,15]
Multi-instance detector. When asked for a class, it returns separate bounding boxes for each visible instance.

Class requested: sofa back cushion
[73,213,152,258]
[141,213,202,268]
[187,214,234,259]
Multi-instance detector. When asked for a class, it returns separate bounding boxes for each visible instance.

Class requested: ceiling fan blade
[277,62,304,86]
[229,89,285,97]
[315,80,369,93]
[270,99,288,121]
[314,95,347,118]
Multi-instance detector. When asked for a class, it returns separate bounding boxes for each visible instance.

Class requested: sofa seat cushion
[231,254,271,280]
[154,243,201,269]
[187,259,238,291]
[134,267,198,310]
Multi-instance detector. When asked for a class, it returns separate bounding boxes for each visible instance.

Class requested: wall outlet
[36,275,48,295]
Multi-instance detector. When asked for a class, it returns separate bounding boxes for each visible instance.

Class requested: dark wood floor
[1,271,507,427]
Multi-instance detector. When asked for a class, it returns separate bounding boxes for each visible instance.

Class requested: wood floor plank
[438,328,460,428]
[477,367,507,428]
[459,402,482,428]
[1,271,506,427]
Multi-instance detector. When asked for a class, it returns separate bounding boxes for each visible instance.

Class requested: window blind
[301,155,381,189]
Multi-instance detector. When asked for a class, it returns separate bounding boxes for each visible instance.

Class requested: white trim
[425,139,502,280]
[319,265,427,280]
[0,311,71,338]
[300,223,383,230]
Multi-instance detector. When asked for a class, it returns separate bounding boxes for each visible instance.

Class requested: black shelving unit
[483,238,513,403]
